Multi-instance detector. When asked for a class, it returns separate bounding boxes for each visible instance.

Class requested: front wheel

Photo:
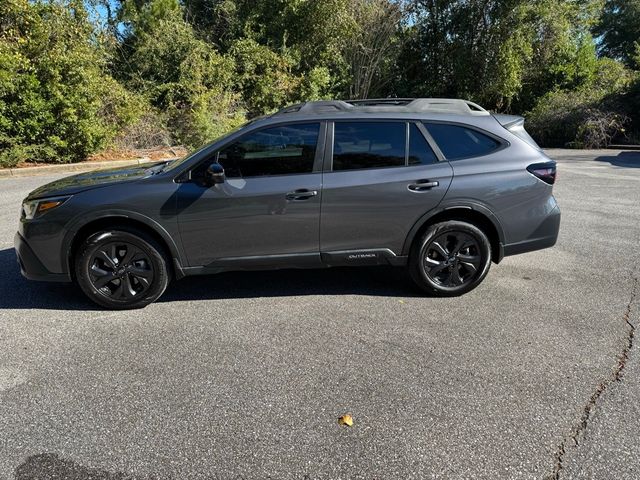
[409,221,492,296]
[75,229,170,309]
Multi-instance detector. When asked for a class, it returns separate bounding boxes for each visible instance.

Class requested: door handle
[285,189,318,201]
[408,180,439,192]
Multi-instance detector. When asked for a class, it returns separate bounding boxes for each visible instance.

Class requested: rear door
[320,121,453,257]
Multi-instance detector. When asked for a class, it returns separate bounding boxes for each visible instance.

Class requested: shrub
[120,2,246,148]
[0,0,137,167]
[525,58,635,148]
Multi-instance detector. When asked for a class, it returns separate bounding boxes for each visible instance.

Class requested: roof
[273,98,491,118]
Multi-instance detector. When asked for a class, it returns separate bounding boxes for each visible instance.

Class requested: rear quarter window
[425,123,501,160]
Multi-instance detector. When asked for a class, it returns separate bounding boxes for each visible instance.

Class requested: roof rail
[347,98,414,107]
[273,98,490,116]
[275,100,353,115]
[406,98,489,115]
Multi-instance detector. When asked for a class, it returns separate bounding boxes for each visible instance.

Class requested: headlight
[21,196,71,220]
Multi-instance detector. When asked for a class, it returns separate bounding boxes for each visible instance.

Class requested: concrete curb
[0,156,174,178]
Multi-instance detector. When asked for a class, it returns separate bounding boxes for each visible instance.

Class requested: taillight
[527,162,556,185]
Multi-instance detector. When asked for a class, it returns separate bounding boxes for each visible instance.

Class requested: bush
[113,111,172,150]
[0,0,138,167]
[120,2,246,148]
[526,58,635,148]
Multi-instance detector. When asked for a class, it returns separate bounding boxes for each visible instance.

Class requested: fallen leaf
[338,414,353,427]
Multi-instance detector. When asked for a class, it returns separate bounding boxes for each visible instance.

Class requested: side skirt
[177,250,408,277]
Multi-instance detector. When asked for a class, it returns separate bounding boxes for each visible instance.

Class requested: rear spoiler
[492,114,540,149]
[493,114,525,129]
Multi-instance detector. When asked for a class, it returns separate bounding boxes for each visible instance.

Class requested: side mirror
[205,162,225,186]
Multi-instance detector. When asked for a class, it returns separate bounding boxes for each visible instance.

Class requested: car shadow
[14,453,140,480]
[0,248,92,311]
[160,264,416,303]
[0,247,418,311]
[594,151,640,168]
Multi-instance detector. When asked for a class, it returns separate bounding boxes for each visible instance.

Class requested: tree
[395,0,539,108]
[0,0,138,167]
[594,0,640,68]
[343,0,406,99]
[115,0,244,146]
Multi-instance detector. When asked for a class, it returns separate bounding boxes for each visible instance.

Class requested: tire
[409,220,491,297]
[75,228,170,309]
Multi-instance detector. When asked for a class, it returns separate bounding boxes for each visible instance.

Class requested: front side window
[217,123,320,178]
[333,122,406,171]
[424,123,500,160]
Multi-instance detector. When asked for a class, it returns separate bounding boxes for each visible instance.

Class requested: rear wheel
[75,229,170,309]
[409,220,491,296]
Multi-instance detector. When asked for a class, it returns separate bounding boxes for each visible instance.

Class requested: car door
[320,120,453,258]
[177,122,325,268]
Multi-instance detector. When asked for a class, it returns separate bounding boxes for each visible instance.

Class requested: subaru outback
[15,98,560,309]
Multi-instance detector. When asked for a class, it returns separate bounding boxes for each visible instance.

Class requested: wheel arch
[63,213,185,280]
[402,205,506,263]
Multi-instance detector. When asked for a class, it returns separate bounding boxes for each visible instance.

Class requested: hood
[26,162,166,200]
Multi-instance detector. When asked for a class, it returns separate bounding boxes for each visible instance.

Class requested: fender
[401,199,506,257]
[61,209,188,277]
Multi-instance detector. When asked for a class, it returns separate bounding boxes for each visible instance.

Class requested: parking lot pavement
[0,150,638,480]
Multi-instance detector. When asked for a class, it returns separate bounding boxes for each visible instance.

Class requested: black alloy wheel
[423,231,481,288]
[410,220,491,296]
[88,242,155,301]
[75,229,170,309]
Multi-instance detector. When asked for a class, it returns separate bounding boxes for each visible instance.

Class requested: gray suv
[15,98,560,309]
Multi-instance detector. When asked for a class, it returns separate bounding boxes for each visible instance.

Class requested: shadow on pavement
[0,247,417,311]
[594,151,640,168]
[0,248,92,311]
[15,453,138,480]
[160,264,415,303]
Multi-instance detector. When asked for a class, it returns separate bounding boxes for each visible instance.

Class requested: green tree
[594,0,640,68]
[0,0,137,167]
[116,0,244,146]
[396,0,605,111]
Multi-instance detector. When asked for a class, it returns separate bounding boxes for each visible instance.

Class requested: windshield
[162,119,259,172]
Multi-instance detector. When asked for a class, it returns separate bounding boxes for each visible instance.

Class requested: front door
[177,122,325,267]
[320,121,453,255]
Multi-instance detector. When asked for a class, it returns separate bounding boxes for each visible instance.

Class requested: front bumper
[14,232,71,282]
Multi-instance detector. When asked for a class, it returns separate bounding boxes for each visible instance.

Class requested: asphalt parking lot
[0,149,638,480]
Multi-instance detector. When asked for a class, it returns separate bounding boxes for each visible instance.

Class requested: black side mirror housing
[205,162,225,186]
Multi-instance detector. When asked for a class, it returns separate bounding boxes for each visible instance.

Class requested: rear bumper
[14,232,71,282]
[503,205,561,257]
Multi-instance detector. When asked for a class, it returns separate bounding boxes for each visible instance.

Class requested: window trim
[326,120,438,173]
[414,122,446,162]
[410,121,445,164]
[181,120,327,182]
[422,120,509,161]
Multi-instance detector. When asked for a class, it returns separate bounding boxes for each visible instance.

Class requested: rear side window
[333,122,405,171]
[408,124,437,165]
[425,123,500,160]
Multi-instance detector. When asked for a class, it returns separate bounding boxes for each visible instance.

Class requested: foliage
[343,0,405,99]
[115,0,245,147]
[594,0,640,68]
[2,0,640,166]
[0,0,139,167]
[526,58,637,148]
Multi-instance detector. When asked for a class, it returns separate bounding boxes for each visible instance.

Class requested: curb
[0,157,172,178]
